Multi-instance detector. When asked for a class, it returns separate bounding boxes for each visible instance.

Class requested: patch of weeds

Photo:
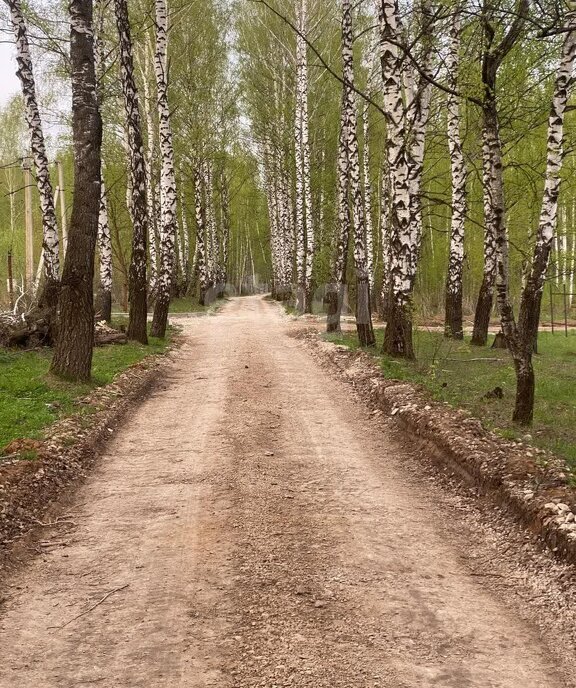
[324,328,576,470]
[0,327,171,451]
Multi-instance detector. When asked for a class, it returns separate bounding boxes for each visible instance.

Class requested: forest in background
[2,0,576,316]
[0,0,575,426]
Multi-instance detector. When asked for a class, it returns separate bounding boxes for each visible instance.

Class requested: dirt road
[0,296,573,687]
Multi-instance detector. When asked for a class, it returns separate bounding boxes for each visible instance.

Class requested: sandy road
[0,296,573,687]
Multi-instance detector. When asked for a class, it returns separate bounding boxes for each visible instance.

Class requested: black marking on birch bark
[113,0,148,344]
[4,0,60,284]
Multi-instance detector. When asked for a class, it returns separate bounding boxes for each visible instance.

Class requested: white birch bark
[361,102,374,290]
[379,159,392,310]
[113,0,149,342]
[343,0,374,344]
[203,159,218,287]
[4,0,60,285]
[193,165,209,303]
[444,9,467,337]
[519,11,576,332]
[299,0,314,307]
[151,0,178,333]
[294,19,306,307]
[98,179,113,294]
[94,0,112,312]
[140,43,159,293]
[180,192,190,280]
[379,0,412,309]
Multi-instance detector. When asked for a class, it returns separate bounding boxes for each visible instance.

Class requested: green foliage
[325,329,576,470]
[0,335,169,452]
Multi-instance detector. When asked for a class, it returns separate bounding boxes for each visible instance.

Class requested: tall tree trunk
[379,159,392,319]
[51,0,102,381]
[193,165,209,305]
[97,180,113,322]
[202,159,219,296]
[220,169,230,289]
[514,12,576,423]
[94,0,112,323]
[294,20,306,312]
[362,102,375,293]
[379,0,415,358]
[151,0,178,338]
[444,9,467,340]
[179,191,191,292]
[327,88,352,333]
[343,0,375,347]
[4,0,60,313]
[299,0,314,313]
[470,132,498,345]
[113,0,148,344]
[140,43,160,297]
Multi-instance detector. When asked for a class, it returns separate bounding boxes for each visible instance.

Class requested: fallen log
[94,331,128,346]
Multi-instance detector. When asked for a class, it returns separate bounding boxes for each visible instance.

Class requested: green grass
[325,328,576,470]
[167,298,213,314]
[0,333,170,453]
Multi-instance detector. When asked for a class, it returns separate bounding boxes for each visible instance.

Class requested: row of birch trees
[239,0,576,425]
[0,0,239,380]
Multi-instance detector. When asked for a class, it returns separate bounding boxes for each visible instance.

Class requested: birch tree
[151,0,178,338]
[193,164,209,305]
[3,0,60,311]
[326,88,352,333]
[444,8,467,340]
[113,0,149,344]
[94,0,112,323]
[512,8,576,423]
[342,0,375,346]
[294,5,306,311]
[378,0,415,357]
[51,0,102,381]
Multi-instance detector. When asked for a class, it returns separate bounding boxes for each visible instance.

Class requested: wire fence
[548,283,575,336]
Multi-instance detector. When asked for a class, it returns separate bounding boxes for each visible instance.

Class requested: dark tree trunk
[444,284,463,340]
[50,0,102,382]
[512,354,535,425]
[97,288,112,323]
[356,275,375,347]
[471,277,493,346]
[383,300,414,359]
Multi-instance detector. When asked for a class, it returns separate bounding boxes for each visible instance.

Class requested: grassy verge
[0,331,171,453]
[167,298,215,314]
[325,328,576,470]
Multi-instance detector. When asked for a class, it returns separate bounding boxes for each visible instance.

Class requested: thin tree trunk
[362,102,375,293]
[113,0,148,344]
[220,169,230,289]
[294,15,306,312]
[51,0,102,381]
[4,0,60,313]
[379,158,392,319]
[179,192,191,292]
[299,0,314,312]
[343,0,375,347]
[94,0,112,323]
[151,0,178,338]
[514,12,576,423]
[444,9,466,340]
[97,179,113,322]
[327,87,352,333]
[471,133,498,346]
[140,43,159,297]
[193,165,209,305]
